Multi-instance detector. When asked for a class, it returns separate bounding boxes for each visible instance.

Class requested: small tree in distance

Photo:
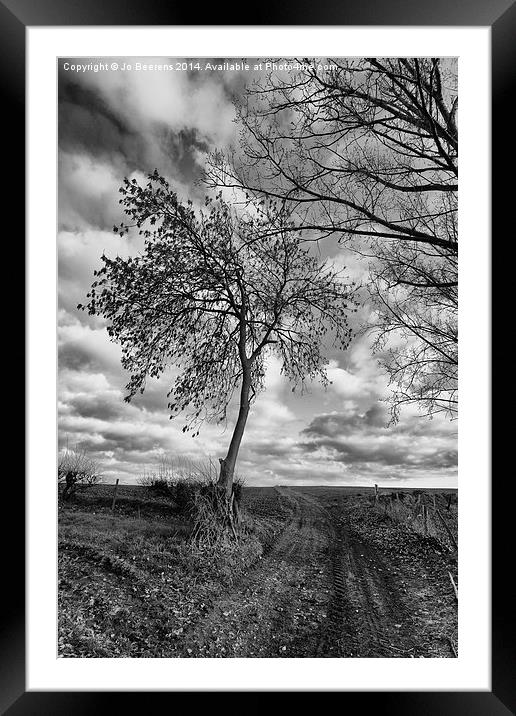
[80,171,356,505]
[58,447,103,501]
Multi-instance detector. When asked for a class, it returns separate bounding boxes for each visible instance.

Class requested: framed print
[4,0,511,712]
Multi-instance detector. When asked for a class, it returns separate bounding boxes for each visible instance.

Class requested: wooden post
[432,494,436,509]
[423,505,428,536]
[111,478,119,512]
[435,508,458,551]
[447,494,452,511]
[374,484,379,503]
[448,571,458,601]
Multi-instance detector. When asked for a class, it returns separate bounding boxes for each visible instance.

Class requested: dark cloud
[156,127,209,189]
[58,335,119,376]
[300,408,457,472]
[130,384,171,415]
[63,438,160,470]
[299,437,457,470]
[59,77,137,160]
[59,341,100,372]
[67,393,125,422]
[302,405,388,438]
[248,442,292,458]
[99,430,163,454]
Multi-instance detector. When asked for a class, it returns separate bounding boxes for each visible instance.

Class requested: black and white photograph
[57,56,459,660]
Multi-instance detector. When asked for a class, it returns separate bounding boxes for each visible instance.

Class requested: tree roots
[190,484,241,547]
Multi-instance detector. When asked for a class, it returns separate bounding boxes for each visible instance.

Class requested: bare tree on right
[206,58,458,419]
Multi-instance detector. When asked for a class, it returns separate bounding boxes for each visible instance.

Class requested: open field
[58,484,458,658]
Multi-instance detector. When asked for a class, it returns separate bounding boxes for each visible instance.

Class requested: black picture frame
[4,0,511,712]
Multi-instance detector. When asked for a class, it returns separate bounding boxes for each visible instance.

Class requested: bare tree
[80,171,355,499]
[58,447,103,500]
[205,57,458,419]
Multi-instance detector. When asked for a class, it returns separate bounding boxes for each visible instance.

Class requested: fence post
[448,571,458,600]
[374,484,379,503]
[435,507,458,551]
[111,478,119,513]
[423,505,428,536]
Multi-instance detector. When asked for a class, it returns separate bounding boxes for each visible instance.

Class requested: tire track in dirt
[176,487,331,657]
[174,487,440,658]
[309,491,424,657]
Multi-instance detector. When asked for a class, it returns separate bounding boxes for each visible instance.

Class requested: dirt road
[178,488,457,658]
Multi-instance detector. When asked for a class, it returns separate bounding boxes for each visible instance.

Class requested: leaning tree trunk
[217,368,251,498]
[191,372,251,545]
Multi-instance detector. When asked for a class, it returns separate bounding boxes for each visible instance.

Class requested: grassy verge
[58,485,288,657]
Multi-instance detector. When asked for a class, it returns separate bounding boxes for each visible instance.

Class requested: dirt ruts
[176,487,457,658]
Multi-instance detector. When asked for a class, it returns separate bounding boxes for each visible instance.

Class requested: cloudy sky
[58,57,457,487]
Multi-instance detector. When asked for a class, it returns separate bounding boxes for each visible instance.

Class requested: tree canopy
[80,171,355,491]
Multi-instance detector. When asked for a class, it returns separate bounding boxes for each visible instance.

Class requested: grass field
[58,484,458,658]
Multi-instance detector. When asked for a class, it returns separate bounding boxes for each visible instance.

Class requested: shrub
[146,478,172,497]
[140,473,211,516]
[170,479,201,514]
[137,457,247,544]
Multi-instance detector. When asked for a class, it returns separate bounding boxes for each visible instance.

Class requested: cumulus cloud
[59,153,128,231]
[299,406,457,483]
